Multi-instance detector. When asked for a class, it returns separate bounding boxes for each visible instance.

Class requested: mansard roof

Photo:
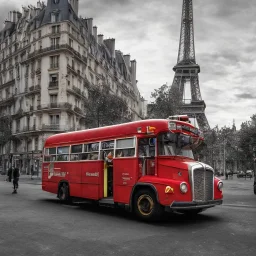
[41,0,71,25]
[0,22,16,42]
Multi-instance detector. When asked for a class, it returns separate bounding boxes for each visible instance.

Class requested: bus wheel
[58,183,70,202]
[134,189,163,221]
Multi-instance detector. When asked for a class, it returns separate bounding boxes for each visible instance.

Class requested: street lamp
[223,138,226,179]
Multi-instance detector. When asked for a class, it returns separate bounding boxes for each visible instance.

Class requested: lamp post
[223,138,226,179]
[31,150,34,180]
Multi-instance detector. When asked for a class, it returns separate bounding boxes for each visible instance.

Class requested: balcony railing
[39,102,73,110]
[49,102,58,108]
[27,44,87,64]
[50,64,59,69]
[13,124,74,134]
[49,81,58,88]
[74,106,83,114]
[41,124,73,131]
[0,79,15,89]
[0,95,15,105]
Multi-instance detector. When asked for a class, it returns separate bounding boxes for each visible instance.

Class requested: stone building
[0,0,146,174]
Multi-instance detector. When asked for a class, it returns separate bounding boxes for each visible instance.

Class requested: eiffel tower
[171,0,210,131]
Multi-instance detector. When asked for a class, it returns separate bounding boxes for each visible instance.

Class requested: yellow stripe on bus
[104,162,108,197]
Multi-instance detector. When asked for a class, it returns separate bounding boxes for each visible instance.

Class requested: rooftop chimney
[104,38,115,59]
[123,55,131,68]
[86,18,93,35]
[131,60,137,86]
[93,26,98,43]
[98,34,104,45]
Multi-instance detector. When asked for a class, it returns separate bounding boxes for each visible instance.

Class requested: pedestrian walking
[31,165,34,180]
[12,167,20,194]
[7,166,13,182]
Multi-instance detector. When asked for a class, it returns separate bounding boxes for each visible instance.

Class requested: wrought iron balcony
[74,106,83,114]
[27,44,87,64]
[41,124,72,131]
[49,81,58,88]
[39,102,72,110]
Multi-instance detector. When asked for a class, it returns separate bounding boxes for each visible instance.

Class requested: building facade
[0,0,146,174]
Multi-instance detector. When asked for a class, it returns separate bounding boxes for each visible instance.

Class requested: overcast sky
[1,0,256,129]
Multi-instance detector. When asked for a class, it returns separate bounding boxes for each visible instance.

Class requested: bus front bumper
[167,199,223,211]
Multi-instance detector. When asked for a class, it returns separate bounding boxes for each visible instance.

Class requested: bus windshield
[158,132,199,159]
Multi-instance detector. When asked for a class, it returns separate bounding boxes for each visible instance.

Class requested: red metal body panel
[113,158,138,203]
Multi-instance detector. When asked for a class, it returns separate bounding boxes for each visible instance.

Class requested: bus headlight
[180,182,188,194]
[217,181,223,191]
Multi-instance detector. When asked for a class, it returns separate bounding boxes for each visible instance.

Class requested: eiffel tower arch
[171,0,210,131]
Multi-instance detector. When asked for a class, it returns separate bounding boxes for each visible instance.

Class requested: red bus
[42,116,223,220]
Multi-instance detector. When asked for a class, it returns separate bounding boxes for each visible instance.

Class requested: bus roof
[44,118,199,147]
[44,119,171,147]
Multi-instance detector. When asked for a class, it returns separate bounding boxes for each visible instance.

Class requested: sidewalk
[1,174,42,185]
[18,174,42,185]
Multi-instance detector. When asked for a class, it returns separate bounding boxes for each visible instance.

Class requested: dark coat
[13,168,20,179]
[7,168,13,182]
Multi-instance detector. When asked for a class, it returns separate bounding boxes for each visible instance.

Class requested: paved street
[0,175,255,256]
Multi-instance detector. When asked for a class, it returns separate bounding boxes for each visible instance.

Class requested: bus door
[138,138,156,177]
[112,146,137,204]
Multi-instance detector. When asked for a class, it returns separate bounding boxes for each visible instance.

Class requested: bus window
[100,140,114,160]
[70,144,83,161]
[86,142,99,160]
[138,138,156,157]
[44,147,56,162]
[71,144,83,153]
[57,146,70,161]
[115,138,135,158]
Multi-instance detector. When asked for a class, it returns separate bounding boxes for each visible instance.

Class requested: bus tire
[133,188,164,221]
[58,183,70,202]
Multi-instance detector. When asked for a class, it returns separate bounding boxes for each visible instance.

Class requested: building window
[50,115,60,125]
[50,74,58,82]
[37,76,41,86]
[50,55,59,69]
[38,40,42,50]
[50,94,58,103]
[35,137,38,151]
[52,25,60,34]
[75,98,79,107]
[49,74,58,87]
[16,119,20,133]
[69,38,73,47]
[51,12,60,23]
[51,37,60,47]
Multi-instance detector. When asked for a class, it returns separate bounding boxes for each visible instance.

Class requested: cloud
[235,93,256,99]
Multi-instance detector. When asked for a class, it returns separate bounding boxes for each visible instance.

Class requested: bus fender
[129,183,159,212]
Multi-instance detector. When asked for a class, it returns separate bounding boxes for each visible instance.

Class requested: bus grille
[193,167,213,201]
